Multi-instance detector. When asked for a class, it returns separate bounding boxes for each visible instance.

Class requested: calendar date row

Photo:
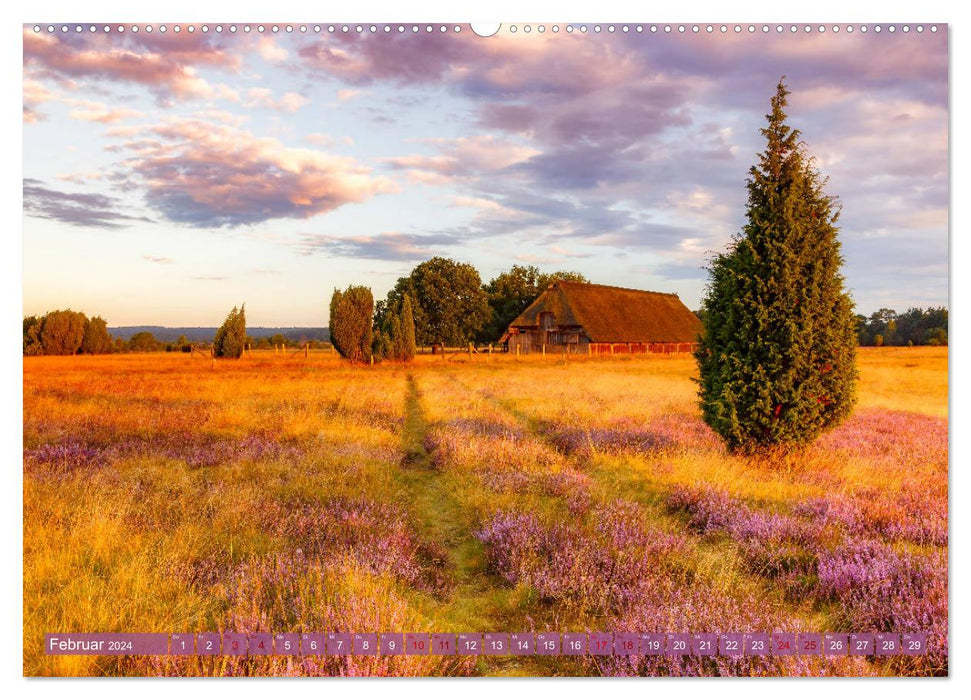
[46,632,928,657]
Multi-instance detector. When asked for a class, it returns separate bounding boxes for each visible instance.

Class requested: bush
[213,305,246,359]
[39,310,87,355]
[23,316,43,356]
[373,292,417,362]
[330,286,373,363]
[128,331,158,352]
[80,316,112,354]
[695,80,857,453]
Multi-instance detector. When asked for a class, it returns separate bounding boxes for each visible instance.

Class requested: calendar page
[22,20,948,678]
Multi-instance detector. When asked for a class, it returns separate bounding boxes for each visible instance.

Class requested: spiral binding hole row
[31,24,939,35]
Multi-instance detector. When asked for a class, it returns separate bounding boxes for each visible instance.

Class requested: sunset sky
[22,23,948,326]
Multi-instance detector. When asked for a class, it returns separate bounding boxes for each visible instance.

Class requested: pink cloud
[384,135,540,183]
[66,98,144,123]
[244,87,309,113]
[258,37,288,62]
[23,28,240,102]
[23,77,54,123]
[116,117,397,226]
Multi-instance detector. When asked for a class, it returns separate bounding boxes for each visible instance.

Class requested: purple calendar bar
[170,633,194,656]
[43,630,925,657]
[798,633,822,656]
[249,633,272,656]
[824,633,848,656]
[46,633,168,656]
[432,633,455,655]
[744,633,770,656]
[458,633,482,655]
[902,633,927,656]
[876,633,900,657]
[667,633,690,656]
[510,633,534,656]
[772,632,796,656]
[692,633,717,657]
[406,633,429,655]
[223,632,247,656]
[484,633,509,655]
[380,633,403,655]
[301,633,325,655]
[720,634,744,657]
[614,633,639,656]
[640,633,665,655]
[536,633,560,656]
[274,633,299,655]
[850,633,875,656]
[197,632,220,656]
[354,633,378,656]
[589,633,612,656]
[562,633,586,656]
[326,633,350,655]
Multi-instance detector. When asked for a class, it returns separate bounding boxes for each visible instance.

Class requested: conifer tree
[330,286,373,363]
[695,79,857,453]
[213,305,246,358]
[398,293,417,361]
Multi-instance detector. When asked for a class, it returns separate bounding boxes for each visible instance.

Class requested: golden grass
[23,348,948,676]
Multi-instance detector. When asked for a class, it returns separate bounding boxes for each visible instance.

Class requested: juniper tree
[398,293,417,361]
[695,79,857,453]
[330,286,373,363]
[213,305,246,358]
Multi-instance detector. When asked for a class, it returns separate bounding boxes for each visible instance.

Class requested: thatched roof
[502,280,702,343]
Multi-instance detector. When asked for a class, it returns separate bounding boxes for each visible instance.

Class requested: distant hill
[109,326,329,343]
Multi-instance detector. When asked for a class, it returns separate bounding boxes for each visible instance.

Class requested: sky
[22,23,949,327]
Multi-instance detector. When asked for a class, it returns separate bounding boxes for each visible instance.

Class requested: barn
[499,280,703,355]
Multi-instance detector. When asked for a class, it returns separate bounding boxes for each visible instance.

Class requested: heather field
[22,347,948,677]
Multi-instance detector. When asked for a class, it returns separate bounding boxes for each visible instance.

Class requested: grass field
[22,347,948,676]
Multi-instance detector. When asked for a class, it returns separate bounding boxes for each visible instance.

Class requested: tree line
[855,307,948,347]
[328,259,588,363]
[23,310,113,356]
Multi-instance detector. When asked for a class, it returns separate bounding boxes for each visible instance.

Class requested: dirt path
[392,374,564,676]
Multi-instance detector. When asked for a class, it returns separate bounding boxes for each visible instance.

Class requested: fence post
[305,343,309,358]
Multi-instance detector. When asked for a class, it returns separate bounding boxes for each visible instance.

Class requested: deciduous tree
[80,316,112,354]
[482,265,588,342]
[39,310,87,355]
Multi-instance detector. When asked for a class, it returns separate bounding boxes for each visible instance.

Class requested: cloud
[116,117,397,227]
[298,231,463,261]
[305,132,354,147]
[258,37,288,62]
[384,135,540,183]
[23,28,240,103]
[336,88,366,102]
[244,87,309,113]
[143,254,173,264]
[23,77,54,123]
[23,178,153,229]
[56,172,103,184]
[66,98,144,123]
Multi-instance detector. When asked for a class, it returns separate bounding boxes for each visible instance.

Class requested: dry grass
[23,348,948,676]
